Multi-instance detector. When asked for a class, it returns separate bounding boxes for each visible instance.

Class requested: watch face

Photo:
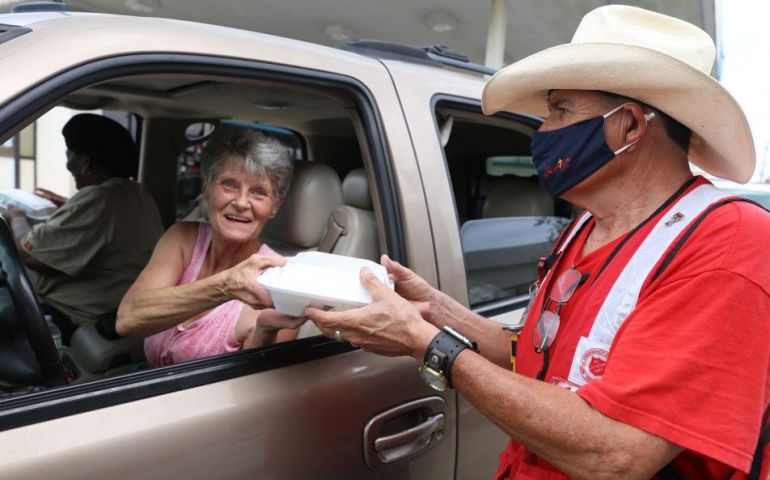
[418,365,447,392]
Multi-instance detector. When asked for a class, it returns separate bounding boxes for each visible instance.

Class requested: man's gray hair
[201,126,294,199]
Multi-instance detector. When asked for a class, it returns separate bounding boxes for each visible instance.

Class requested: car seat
[463,175,562,307]
[317,168,379,262]
[260,162,344,256]
[481,175,554,218]
[260,162,346,340]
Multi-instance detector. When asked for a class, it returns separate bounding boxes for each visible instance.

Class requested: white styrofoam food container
[0,189,57,222]
[257,251,394,316]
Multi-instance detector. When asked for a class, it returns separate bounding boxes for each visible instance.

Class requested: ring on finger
[334,329,343,342]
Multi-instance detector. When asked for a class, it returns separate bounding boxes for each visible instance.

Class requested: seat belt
[318,216,344,253]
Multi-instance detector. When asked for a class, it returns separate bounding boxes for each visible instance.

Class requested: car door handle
[374,412,445,463]
[363,396,448,469]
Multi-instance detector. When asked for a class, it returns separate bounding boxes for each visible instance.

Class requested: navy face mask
[530,103,654,198]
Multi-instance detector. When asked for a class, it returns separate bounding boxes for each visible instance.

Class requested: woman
[116,126,303,366]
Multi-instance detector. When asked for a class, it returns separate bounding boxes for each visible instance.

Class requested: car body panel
[0,10,533,479]
[0,13,379,106]
[383,59,524,480]
[0,12,440,286]
[0,11,461,479]
[381,59,480,306]
[2,352,455,479]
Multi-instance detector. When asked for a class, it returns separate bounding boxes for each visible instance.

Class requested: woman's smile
[223,213,253,224]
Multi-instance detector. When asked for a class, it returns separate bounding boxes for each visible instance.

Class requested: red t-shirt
[496,178,770,479]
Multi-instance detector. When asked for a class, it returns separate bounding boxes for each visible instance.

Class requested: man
[306,5,770,479]
[3,114,164,343]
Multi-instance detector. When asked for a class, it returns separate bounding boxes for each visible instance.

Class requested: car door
[383,58,557,480]
[0,14,456,479]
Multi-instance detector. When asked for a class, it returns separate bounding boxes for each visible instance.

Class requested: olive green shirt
[21,177,164,325]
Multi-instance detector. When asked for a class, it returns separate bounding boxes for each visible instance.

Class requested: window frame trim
[429,94,543,317]
[0,53,404,430]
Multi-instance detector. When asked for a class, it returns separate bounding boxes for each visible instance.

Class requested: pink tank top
[144,223,279,367]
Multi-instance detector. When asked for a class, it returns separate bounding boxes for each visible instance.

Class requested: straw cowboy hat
[482,5,755,183]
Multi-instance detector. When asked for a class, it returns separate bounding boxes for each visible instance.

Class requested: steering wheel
[0,217,67,387]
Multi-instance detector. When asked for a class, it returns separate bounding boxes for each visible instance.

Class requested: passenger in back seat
[116,126,306,366]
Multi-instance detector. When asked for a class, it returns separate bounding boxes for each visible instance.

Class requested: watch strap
[424,330,471,388]
[443,326,480,353]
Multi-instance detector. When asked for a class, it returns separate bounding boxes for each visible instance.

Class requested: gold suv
[0,6,569,479]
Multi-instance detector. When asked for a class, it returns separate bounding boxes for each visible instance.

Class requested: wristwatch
[418,326,479,392]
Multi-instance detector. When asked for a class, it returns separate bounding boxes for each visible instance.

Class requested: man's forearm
[6,214,56,272]
[427,288,512,367]
[450,351,681,480]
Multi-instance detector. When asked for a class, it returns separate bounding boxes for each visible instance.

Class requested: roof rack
[338,40,497,76]
[12,1,69,13]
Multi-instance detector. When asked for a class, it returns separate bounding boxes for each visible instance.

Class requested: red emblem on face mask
[22,241,33,251]
[543,157,572,178]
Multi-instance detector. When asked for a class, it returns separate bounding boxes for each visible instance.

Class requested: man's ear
[616,103,651,153]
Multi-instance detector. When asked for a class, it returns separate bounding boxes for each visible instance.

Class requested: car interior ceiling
[62,74,367,225]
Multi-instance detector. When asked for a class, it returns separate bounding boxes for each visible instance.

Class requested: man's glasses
[532,267,585,353]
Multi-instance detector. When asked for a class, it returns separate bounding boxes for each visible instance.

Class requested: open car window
[0,59,394,414]
[434,101,572,312]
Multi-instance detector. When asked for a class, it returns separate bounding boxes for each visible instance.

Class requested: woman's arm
[117,223,209,336]
[116,224,283,337]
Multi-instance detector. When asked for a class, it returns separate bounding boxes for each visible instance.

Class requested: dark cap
[62,114,138,178]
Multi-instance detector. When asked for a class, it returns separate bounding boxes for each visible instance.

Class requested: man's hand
[2,206,27,221]
[306,267,439,359]
[34,188,68,208]
[381,254,437,322]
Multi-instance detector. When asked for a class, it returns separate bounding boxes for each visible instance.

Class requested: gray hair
[201,126,294,199]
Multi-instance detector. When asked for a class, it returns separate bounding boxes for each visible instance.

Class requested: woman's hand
[306,267,439,360]
[224,254,287,308]
[256,309,307,333]
[243,308,306,349]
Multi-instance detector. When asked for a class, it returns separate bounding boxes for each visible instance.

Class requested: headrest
[342,168,372,210]
[261,162,343,248]
[482,176,554,218]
